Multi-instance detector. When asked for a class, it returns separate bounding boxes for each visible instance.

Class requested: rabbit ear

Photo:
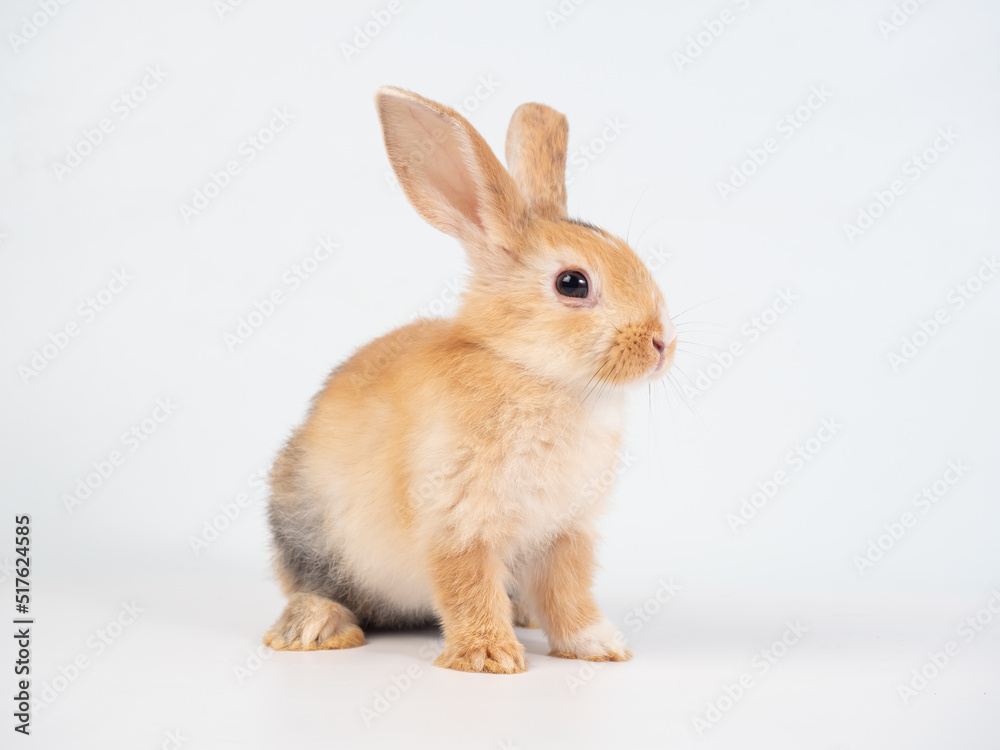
[504,103,568,221]
[375,86,528,270]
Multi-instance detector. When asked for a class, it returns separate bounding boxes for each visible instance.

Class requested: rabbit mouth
[595,327,675,387]
[651,336,677,376]
[649,336,677,378]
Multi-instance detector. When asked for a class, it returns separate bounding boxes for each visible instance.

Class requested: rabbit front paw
[434,636,527,674]
[549,619,631,662]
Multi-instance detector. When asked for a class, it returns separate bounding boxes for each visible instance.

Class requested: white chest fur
[321,388,627,612]
[410,387,628,553]
[511,390,626,543]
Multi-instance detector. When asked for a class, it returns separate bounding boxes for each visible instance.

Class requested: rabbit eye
[556,270,589,298]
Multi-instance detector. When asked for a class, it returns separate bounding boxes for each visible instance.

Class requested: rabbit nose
[652,337,665,353]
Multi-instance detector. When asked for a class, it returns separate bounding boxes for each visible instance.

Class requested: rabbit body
[263,88,675,673]
[269,317,625,628]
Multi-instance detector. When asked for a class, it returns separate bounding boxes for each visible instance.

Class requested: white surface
[24,575,1000,748]
[2,0,999,747]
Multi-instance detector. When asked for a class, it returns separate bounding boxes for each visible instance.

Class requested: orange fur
[526,532,631,662]
[264,88,676,672]
[430,542,526,674]
[505,103,569,220]
[264,593,365,651]
[527,532,601,644]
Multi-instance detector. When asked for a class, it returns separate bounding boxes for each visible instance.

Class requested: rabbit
[263,86,677,674]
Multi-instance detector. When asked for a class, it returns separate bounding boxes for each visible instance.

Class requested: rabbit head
[375,87,676,391]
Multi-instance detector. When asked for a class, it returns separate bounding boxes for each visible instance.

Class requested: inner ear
[375,86,528,260]
[397,103,483,230]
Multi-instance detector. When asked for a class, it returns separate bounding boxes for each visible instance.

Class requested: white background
[2,0,999,747]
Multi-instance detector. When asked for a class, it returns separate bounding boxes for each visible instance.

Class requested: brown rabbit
[264,87,677,673]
